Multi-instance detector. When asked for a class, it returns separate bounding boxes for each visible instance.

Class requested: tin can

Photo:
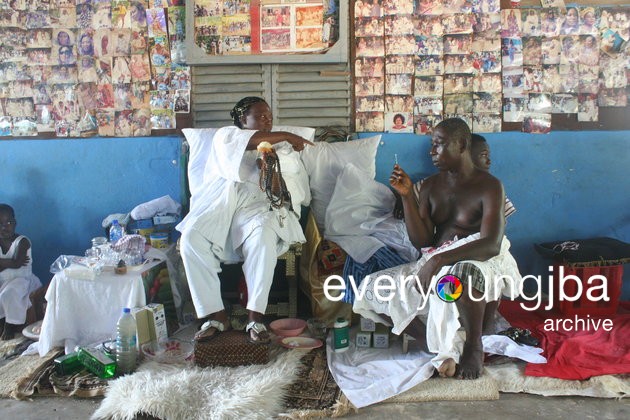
[333,317,349,352]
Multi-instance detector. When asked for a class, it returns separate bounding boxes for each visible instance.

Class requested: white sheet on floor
[327,329,546,408]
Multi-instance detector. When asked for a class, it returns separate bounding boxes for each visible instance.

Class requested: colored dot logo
[436,275,463,302]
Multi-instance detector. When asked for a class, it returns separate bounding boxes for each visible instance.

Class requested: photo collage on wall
[0,0,191,138]
[353,1,630,134]
[193,0,339,55]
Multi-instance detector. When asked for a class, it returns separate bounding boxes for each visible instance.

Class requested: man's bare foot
[437,358,457,377]
[455,341,484,379]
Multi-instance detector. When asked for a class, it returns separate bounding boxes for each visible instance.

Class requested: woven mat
[0,334,32,363]
[0,346,109,400]
[281,347,351,418]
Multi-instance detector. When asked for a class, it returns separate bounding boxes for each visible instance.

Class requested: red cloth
[499,300,630,380]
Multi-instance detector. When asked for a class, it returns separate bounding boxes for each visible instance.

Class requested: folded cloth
[102,213,131,229]
[130,195,181,221]
[353,233,522,369]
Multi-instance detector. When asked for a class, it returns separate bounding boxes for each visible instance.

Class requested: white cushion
[273,125,316,141]
[182,128,218,197]
[325,163,419,263]
[300,135,381,231]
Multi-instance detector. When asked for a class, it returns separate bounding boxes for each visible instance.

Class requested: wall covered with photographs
[353,0,630,134]
[187,0,345,63]
[0,0,191,138]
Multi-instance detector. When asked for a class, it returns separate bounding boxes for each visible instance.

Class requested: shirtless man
[354,118,520,380]
[400,118,505,378]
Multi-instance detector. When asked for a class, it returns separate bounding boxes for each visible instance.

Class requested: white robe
[176,127,310,317]
[353,233,523,369]
[0,235,42,324]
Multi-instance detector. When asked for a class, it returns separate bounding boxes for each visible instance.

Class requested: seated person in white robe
[0,204,42,340]
[353,118,522,379]
[177,97,313,344]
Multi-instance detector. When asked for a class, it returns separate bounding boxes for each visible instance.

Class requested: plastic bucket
[150,232,169,249]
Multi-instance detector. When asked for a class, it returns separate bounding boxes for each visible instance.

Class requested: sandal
[194,319,231,343]
[498,327,539,347]
[246,321,271,345]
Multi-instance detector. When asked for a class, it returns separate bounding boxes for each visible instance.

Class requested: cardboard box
[360,317,376,332]
[356,331,372,348]
[373,324,390,349]
[133,303,168,344]
[146,303,168,343]
[152,214,179,225]
[131,307,152,347]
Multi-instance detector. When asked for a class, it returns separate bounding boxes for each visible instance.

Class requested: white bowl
[141,339,194,364]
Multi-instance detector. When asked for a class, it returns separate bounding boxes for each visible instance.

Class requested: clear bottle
[115,307,137,375]
[109,219,125,243]
[333,317,350,353]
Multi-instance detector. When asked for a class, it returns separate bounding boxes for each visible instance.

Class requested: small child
[0,204,41,340]
[470,134,516,219]
[470,135,516,335]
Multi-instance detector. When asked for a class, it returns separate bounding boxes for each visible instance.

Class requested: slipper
[194,319,230,343]
[246,321,271,345]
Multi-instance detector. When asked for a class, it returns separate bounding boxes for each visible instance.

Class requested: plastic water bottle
[115,307,137,375]
[333,317,350,353]
[109,219,125,243]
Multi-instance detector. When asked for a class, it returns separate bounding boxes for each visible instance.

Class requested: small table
[39,259,164,356]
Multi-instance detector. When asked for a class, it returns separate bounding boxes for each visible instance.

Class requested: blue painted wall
[2,132,629,302]
[0,136,183,285]
[361,131,630,300]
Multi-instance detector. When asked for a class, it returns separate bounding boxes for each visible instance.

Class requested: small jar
[91,237,107,247]
[333,317,350,353]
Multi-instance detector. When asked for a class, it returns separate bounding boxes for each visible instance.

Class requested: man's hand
[389,164,413,197]
[415,256,441,293]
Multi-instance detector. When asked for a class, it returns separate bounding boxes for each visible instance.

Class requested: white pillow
[182,128,218,197]
[300,135,381,231]
[325,164,419,264]
[182,126,315,199]
[274,125,316,141]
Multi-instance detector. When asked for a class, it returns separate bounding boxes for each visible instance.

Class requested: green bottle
[78,347,117,379]
[54,352,83,376]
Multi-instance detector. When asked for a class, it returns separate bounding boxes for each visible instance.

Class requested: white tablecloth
[38,260,164,356]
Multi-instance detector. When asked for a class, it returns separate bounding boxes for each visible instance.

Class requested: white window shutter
[192,63,350,131]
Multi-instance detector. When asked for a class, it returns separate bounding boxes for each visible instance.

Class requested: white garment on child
[0,235,42,325]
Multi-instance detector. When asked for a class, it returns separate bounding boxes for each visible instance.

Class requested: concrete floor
[0,392,628,419]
